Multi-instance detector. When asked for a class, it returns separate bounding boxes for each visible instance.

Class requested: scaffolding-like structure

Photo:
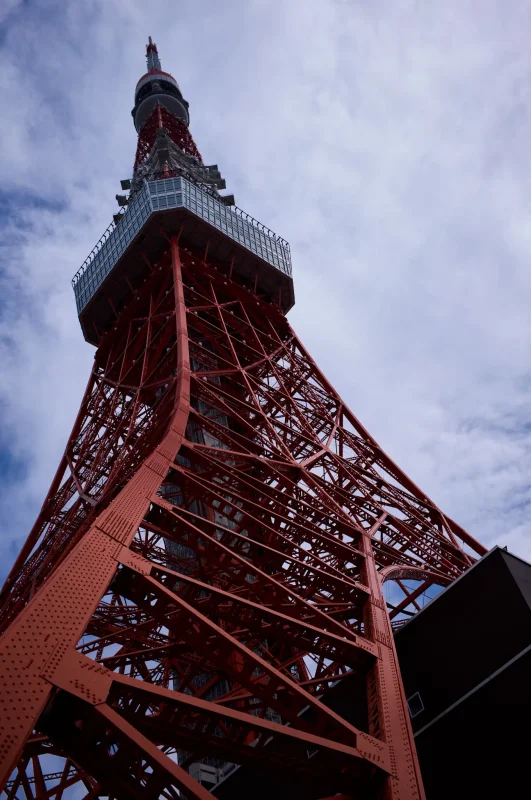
[0,38,486,800]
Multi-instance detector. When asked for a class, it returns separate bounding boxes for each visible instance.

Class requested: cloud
[1,0,531,578]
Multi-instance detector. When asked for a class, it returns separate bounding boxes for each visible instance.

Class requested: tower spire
[146,35,161,71]
[131,39,232,194]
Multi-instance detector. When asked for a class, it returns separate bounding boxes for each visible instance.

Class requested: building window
[407,692,424,719]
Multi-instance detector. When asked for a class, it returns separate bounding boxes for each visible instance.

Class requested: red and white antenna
[146,35,161,71]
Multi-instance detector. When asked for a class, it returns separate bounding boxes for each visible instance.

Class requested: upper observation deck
[72,176,294,344]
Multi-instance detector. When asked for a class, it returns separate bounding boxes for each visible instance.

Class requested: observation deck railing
[72,177,292,314]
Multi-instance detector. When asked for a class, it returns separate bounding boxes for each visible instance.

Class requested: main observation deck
[72,177,294,344]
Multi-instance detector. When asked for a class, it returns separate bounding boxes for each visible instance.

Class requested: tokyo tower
[0,38,486,800]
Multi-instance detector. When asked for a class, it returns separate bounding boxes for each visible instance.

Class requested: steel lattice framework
[0,38,486,800]
[133,105,202,173]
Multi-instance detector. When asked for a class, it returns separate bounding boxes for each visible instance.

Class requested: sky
[1,0,531,583]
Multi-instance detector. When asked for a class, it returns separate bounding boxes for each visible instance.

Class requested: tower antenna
[146,35,161,71]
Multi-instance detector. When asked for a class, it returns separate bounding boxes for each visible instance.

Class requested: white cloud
[1,0,531,574]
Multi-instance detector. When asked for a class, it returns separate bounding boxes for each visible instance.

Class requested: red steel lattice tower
[0,39,486,800]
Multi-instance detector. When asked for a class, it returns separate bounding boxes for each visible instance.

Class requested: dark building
[395,545,531,800]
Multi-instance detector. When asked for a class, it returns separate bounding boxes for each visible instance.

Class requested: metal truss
[0,236,486,799]
[134,104,202,173]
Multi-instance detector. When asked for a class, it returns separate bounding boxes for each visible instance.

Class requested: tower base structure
[214,546,531,799]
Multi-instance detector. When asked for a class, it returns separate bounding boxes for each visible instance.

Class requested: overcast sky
[1,0,531,582]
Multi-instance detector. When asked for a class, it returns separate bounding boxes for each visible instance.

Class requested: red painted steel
[0,41,487,800]
[134,103,202,172]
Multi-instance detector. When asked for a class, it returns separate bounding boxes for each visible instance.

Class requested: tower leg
[362,530,426,799]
